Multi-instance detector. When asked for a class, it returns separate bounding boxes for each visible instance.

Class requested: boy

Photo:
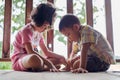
[59,14,116,73]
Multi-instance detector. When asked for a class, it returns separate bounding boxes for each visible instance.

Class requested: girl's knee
[29,54,43,66]
[22,54,43,69]
[28,54,40,61]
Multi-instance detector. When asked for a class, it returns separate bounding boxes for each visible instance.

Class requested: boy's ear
[73,24,80,31]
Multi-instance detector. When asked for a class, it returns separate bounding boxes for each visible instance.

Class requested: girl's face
[37,23,50,32]
[61,25,80,42]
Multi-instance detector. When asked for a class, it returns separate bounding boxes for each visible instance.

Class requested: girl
[11,2,67,72]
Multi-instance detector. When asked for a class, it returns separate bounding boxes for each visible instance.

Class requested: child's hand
[67,58,72,65]
[50,65,60,72]
[49,68,60,72]
[61,64,71,71]
[47,52,67,66]
[71,67,88,73]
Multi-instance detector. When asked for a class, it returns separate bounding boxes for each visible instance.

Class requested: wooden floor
[0,65,120,80]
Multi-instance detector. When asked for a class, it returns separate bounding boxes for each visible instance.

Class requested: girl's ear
[43,21,49,25]
[73,24,80,31]
[43,21,50,27]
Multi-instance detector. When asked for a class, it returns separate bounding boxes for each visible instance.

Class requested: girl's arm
[39,38,51,56]
[24,42,59,72]
[24,42,36,54]
[39,38,67,66]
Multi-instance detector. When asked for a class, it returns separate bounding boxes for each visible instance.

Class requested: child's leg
[72,59,80,69]
[21,54,44,71]
[61,56,80,71]
[70,55,80,67]
[11,54,28,71]
[67,55,80,70]
[72,55,110,72]
[86,55,110,72]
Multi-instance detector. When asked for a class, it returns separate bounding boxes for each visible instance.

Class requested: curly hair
[30,2,56,27]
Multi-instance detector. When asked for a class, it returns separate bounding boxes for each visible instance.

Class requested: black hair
[30,2,56,27]
[59,14,80,31]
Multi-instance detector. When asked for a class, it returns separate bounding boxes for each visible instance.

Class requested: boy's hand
[71,67,88,73]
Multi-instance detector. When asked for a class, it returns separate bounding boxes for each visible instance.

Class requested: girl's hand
[71,67,88,73]
[61,63,71,71]
[50,64,60,72]
[49,68,60,72]
[47,52,67,65]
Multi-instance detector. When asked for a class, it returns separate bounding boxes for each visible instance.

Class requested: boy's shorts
[11,53,27,71]
[86,55,110,72]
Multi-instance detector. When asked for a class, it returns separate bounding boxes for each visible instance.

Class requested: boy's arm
[71,43,91,73]
[68,51,76,60]
[80,43,91,69]
[69,42,79,58]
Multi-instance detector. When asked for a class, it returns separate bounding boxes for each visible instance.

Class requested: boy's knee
[73,60,80,69]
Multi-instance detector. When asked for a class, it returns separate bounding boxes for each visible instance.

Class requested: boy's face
[61,25,80,42]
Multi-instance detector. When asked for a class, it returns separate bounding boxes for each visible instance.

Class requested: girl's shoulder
[20,23,33,33]
[22,23,32,30]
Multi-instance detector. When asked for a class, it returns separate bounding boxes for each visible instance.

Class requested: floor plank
[0,64,120,80]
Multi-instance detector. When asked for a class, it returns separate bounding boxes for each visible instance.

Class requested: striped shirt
[75,25,116,64]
